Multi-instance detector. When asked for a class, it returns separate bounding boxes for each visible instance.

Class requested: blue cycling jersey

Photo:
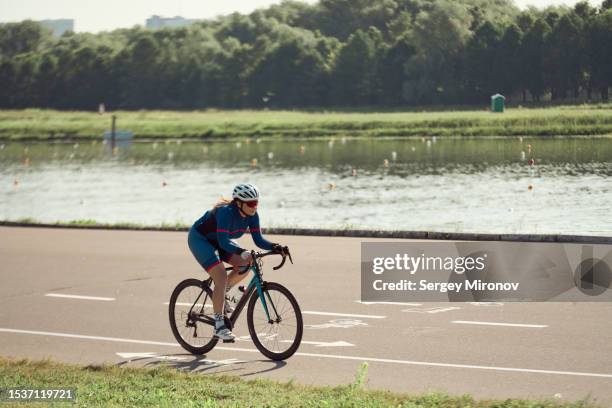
[192,201,273,255]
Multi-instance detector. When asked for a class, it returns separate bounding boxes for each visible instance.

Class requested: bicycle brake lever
[281,246,293,264]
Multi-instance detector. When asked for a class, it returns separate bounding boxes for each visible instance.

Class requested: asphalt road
[1,226,611,405]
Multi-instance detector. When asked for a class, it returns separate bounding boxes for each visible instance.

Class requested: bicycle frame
[188,254,277,329]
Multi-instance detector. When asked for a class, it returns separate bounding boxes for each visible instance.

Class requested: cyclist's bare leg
[226,254,251,288]
[206,263,229,315]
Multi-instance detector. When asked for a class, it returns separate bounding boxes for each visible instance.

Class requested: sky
[0,0,604,33]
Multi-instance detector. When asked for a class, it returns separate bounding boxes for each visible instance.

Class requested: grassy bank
[0,357,596,407]
[3,219,611,244]
[1,105,611,140]
[7,218,189,231]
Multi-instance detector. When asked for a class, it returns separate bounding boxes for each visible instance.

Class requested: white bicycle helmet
[232,183,260,202]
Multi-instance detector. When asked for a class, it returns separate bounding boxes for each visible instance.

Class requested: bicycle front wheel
[169,278,218,355]
[247,281,303,361]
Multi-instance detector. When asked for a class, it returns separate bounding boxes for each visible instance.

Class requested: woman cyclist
[188,183,285,341]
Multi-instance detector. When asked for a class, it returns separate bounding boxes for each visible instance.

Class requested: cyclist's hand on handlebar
[271,243,292,265]
[272,243,290,255]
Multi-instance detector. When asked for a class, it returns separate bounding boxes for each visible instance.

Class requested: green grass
[0,105,611,140]
[9,218,188,231]
[0,357,598,407]
[5,218,398,232]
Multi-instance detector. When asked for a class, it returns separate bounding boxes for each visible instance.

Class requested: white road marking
[290,340,354,347]
[403,307,461,314]
[355,301,422,306]
[163,302,211,308]
[116,352,188,361]
[0,328,178,346]
[303,311,385,319]
[115,352,243,365]
[2,327,611,378]
[306,319,369,330]
[45,294,115,301]
[164,302,385,319]
[164,303,385,318]
[293,352,612,379]
[468,302,504,307]
[452,321,548,328]
[214,358,246,366]
[234,334,275,342]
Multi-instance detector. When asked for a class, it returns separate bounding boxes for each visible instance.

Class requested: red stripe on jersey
[206,260,222,271]
[217,228,247,234]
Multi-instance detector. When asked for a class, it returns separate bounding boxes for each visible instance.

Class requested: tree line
[1,0,610,110]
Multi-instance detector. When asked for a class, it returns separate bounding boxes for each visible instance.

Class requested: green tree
[121,34,161,108]
[588,9,612,101]
[34,53,58,107]
[520,18,550,101]
[213,39,253,108]
[331,28,383,105]
[248,38,328,107]
[464,21,503,102]
[378,36,416,105]
[0,21,49,58]
[14,56,38,108]
[546,13,584,99]
[215,13,259,44]
[403,0,473,104]
[496,24,523,101]
[0,59,17,107]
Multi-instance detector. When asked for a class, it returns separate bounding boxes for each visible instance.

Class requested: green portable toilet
[491,94,505,113]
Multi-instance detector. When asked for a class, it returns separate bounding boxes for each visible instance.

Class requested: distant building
[146,15,198,29]
[39,19,74,37]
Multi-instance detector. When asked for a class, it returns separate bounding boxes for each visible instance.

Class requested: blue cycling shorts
[188,227,233,271]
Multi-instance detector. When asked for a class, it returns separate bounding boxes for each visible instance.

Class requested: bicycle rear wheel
[169,278,218,355]
[247,281,303,361]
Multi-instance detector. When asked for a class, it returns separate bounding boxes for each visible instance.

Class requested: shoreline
[1,220,610,244]
[1,107,611,140]
[3,133,612,143]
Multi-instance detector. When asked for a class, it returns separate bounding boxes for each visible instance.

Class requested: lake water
[1,136,611,236]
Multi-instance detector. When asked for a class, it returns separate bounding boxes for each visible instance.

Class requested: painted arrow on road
[116,352,187,361]
[236,335,354,348]
[116,353,245,366]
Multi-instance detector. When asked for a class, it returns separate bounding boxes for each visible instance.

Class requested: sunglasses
[242,200,258,208]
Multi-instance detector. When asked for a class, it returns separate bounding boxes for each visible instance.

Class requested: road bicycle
[169,248,303,361]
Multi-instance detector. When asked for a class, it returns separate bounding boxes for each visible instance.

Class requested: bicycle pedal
[222,339,235,343]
